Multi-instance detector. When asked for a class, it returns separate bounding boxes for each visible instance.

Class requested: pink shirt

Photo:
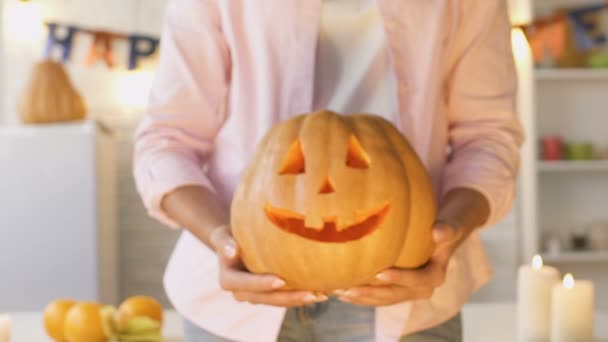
[133,0,524,341]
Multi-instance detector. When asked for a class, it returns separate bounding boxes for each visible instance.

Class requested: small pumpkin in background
[231,110,437,291]
[17,60,86,124]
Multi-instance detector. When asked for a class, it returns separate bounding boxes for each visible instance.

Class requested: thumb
[209,225,238,260]
[432,221,462,246]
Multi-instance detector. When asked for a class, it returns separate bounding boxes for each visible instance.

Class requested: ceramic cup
[541,135,564,160]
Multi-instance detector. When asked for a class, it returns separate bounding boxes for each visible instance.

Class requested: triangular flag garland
[44,22,160,70]
[517,4,608,66]
[86,32,117,68]
[128,35,160,70]
[567,5,607,51]
[45,23,78,62]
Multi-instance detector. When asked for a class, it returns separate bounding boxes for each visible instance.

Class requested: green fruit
[100,305,119,340]
[122,316,161,335]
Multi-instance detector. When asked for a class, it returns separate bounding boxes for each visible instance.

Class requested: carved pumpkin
[231,110,437,291]
[18,60,86,124]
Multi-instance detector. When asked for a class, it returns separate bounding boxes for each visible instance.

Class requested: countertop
[6,302,608,341]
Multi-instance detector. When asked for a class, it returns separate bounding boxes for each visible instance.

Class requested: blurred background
[0,0,607,316]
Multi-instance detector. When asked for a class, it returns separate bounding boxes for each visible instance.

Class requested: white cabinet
[512,0,608,311]
[0,121,118,311]
[531,69,608,311]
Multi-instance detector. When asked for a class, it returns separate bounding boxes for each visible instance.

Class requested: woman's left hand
[335,222,464,306]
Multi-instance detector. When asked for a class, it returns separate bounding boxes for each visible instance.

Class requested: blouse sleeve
[441,0,525,227]
[133,0,230,228]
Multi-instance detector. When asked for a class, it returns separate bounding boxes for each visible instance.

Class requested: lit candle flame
[563,273,575,289]
[532,254,543,270]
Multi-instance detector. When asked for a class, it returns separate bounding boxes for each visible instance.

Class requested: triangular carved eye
[346,135,371,169]
[278,139,306,175]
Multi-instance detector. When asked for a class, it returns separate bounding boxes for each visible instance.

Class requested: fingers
[337,286,411,306]
[220,266,286,292]
[432,222,461,248]
[337,286,433,306]
[209,225,238,259]
[232,291,328,307]
[376,261,447,289]
[221,267,328,307]
[335,224,458,308]
[208,226,329,307]
[338,295,388,307]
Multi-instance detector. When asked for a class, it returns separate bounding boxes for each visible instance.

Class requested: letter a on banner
[86,32,116,68]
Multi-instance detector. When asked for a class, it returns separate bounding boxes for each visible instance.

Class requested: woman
[134,0,524,340]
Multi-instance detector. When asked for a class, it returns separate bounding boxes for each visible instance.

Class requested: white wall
[1,0,177,306]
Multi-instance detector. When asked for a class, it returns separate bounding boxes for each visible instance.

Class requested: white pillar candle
[551,274,594,342]
[517,255,560,342]
[511,24,538,262]
[0,315,10,342]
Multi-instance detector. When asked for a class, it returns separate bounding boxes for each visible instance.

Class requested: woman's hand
[336,187,491,307]
[162,186,328,307]
[335,222,462,306]
[209,225,328,307]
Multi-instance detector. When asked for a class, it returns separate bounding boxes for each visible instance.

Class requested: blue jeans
[183,297,462,341]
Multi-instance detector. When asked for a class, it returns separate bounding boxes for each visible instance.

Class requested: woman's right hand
[209,225,328,307]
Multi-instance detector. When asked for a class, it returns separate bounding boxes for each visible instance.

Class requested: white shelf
[538,160,608,172]
[543,251,608,263]
[536,69,608,80]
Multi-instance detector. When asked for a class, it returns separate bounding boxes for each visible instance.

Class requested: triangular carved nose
[318,176,335,194]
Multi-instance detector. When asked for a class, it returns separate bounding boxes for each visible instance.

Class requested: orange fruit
[44,299,76,341]
[63,302,106,342]
[117,296,163,331]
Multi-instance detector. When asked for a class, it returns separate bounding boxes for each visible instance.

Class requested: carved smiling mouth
[264,202,391,243]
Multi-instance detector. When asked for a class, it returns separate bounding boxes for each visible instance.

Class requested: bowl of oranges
[44,296,164,342]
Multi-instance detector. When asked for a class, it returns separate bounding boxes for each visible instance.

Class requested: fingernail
[303,293,327,303]
[316,294,328,302]
[376,272,391,282]
[339,296,353,303]
[223,241,237,258]
[343,290,358,297]
[433,229,447,242]
[271,278,286,289]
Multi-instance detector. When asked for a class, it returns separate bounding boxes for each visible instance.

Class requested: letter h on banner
[44,23,78,62]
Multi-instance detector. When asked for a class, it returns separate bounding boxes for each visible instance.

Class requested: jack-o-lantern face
[264,136,391,243]
[231,110,436,291]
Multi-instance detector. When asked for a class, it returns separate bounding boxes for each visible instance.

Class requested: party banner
[44,22,160,70]
[567,5,607,51]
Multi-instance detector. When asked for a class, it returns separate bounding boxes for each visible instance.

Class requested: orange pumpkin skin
[230,110,437,291]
